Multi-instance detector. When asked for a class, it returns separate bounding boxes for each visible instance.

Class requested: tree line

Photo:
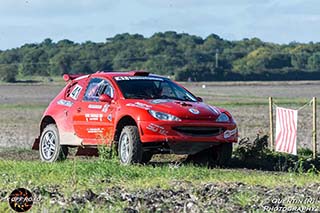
[1,31,320,82]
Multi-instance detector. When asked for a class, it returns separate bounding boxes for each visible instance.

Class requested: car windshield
[114,76,197,102]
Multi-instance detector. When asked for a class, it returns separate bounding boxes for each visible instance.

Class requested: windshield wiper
[130,94,152,99]
[159,96,189,102]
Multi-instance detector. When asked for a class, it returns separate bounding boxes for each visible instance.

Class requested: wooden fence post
[269,97,274,150]
[313,97,317,159]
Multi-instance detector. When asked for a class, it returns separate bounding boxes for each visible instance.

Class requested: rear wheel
[39,124,68,162]
[118,126,142,165]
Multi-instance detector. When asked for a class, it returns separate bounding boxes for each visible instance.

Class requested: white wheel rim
[120,133,130,163]
[41,131,56,160]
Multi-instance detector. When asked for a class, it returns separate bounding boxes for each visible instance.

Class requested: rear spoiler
[63,74,86,82]
[129,71,150,76]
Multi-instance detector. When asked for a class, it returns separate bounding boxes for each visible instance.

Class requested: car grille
[172,126,224,137]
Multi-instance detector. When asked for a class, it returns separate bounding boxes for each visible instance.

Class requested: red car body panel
[33,71,237,154]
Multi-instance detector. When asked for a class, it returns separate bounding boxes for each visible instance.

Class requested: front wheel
[212,143,233,166]
[118,126,142,165]
[39,124,68,162]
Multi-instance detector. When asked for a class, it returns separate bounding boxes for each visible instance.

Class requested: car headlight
[216,113,230,122]
[149,110,181,121]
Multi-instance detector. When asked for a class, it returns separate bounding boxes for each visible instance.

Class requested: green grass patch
[1,150,320,211]
[0,159,319,194]
[231,191,258,208]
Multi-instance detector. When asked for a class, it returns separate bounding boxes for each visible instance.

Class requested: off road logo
[189,108,200,114]
[8,188,33,212]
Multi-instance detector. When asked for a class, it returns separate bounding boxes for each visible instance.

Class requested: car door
[73,77,116,145]
[55,78,87,146]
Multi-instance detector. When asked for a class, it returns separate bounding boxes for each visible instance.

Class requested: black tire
[212,143,233,166]
[185,148,211,166]
[118,126,142,165]
[39,124,68,162]
[141,151,153,164]
[186,143,232,167]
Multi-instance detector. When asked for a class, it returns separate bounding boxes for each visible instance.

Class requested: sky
[0,0,318,50]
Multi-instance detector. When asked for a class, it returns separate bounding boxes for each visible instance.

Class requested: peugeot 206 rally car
[33,71,238,165]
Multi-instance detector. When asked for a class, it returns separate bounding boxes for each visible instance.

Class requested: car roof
[65,70,169,82]
[90,71,167,79]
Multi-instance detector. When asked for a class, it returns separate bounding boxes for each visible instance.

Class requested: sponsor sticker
[126,102,152,110]
[57,99,73,107]
[146,123,168,135]
[107,114,112,122]
[88,104,102,110]
[85,113,103,122]
[114,76,130,81]
[149,99,172,104]
[87,128,104,133]
[114,76,163,81]
[224,128,237,138]
[102,104,110,113]
[70,85,82,100]
[189,108,200,114]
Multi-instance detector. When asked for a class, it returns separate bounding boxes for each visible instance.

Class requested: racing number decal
[70,85,82,100]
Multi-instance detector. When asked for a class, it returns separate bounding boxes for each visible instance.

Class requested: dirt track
[0,84,63,105]
[1,180,318,212]
[0,84,63,149]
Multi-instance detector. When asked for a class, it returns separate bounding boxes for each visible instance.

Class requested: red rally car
[32,71,238,165]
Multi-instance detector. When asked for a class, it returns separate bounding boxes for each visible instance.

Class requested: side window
[83,78,114,102]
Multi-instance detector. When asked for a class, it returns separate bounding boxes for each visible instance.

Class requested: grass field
[1,157,320,212]
[1,80,320,211]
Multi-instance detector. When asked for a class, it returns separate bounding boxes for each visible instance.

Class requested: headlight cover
[149,110,181,121]
[216,113,230,122]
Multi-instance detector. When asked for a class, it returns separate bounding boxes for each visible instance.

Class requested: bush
[233,135,320,173]
[0,64,17,82]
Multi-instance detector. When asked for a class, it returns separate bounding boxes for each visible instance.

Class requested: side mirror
[196,97,203,102]
[99,94,112,103]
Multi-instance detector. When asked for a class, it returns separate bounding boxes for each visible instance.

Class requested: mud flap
[75,147,99,156]
[32,137,40,150]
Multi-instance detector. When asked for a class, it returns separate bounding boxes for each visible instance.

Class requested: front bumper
[139,120,238,144]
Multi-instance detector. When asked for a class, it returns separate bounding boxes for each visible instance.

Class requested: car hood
[125,99,223,120]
